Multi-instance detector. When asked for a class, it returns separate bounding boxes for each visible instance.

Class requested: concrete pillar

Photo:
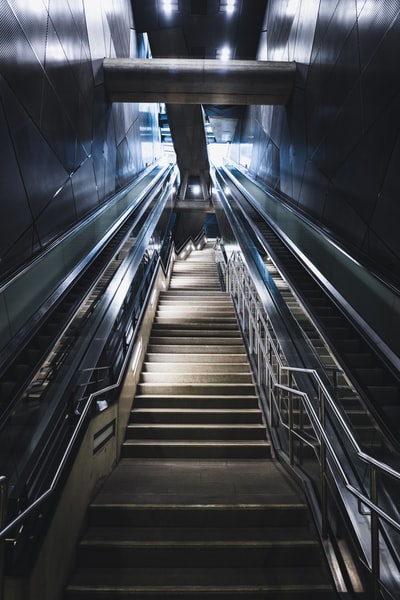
[199,170,211,202]
[103,58,296,105]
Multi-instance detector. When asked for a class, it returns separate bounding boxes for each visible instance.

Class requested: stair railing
[174,228,207,260]
[224,249,400,600]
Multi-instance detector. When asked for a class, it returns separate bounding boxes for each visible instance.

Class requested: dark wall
[234,0,400,282]
[0,0,161,281]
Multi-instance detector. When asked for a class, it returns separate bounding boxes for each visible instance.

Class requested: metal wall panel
[0,0,161,282]
[238,0,400,282]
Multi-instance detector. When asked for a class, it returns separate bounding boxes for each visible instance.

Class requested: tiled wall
[0,0,161,281]
[234,0,400,282]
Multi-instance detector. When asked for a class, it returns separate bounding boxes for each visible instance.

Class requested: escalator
[216,165,400,449]
[0,163,177,552]
[0,165,168,419]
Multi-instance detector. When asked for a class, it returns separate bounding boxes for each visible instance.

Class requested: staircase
[65,243,337,598]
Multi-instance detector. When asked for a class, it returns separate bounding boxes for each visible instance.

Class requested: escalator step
[355,368,385,386]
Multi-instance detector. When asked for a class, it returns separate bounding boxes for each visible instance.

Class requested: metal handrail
[226,249,400,599]
[0,476,6,600]
[0,248,168,543]
[229,251,400,480]
[174,228,207,258]
[0,251,160,540]
[227,160,400,296]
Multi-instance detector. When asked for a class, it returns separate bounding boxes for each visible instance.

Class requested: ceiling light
[226,0,235,14]
[220,0,235,15]
[217,46,231,61]
[162,0,178,15]
[192,185,201,195]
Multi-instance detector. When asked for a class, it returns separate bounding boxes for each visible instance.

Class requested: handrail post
[0,476,8,600]
[319,386,328,539]
[370,465,380,599]
[288,390,294,465]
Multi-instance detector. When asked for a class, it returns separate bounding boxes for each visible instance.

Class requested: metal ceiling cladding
[0,0,160,282]
[246,0,400,284]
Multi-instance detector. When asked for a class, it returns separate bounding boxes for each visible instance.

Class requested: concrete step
[140,372,253,384]
[156,310,234,318]
[153,320,238,329]
[158,295,231,302]
[130,408,264,424]
[148,336,243,346]
[172,269,219,274]
[146,344,247,354]
[169,284,221,290]
[159,291,227,298]
[121,440,272,459]
[76,535,323,568]
[137,383,256,395]
[81,524,318,542]
[154,317,237,325]
[65,567,337,598]
[154,311,236,319]
[151,328,240,336]
[157,296,232,303]
[86,503,311,528]
[133,395,260,409]
[145,353,249,363]
[126,424,267,440]
[142,362,251,373]
[67,500,335,598]
[170,274,220,281]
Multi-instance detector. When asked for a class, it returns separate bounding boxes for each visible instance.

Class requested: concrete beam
[103,58,296,105]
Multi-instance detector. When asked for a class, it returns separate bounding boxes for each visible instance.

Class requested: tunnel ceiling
[130,0,267,198]
[130,0,267,60]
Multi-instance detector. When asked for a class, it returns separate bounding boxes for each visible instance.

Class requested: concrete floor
[92,458,306,507]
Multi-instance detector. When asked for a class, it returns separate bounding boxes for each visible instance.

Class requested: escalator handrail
[226,160,400,296]
[0,161,168,294]
[0,162,171,372]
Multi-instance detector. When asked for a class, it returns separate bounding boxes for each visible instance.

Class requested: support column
[199,170,211,202]
[178,170,189,201]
